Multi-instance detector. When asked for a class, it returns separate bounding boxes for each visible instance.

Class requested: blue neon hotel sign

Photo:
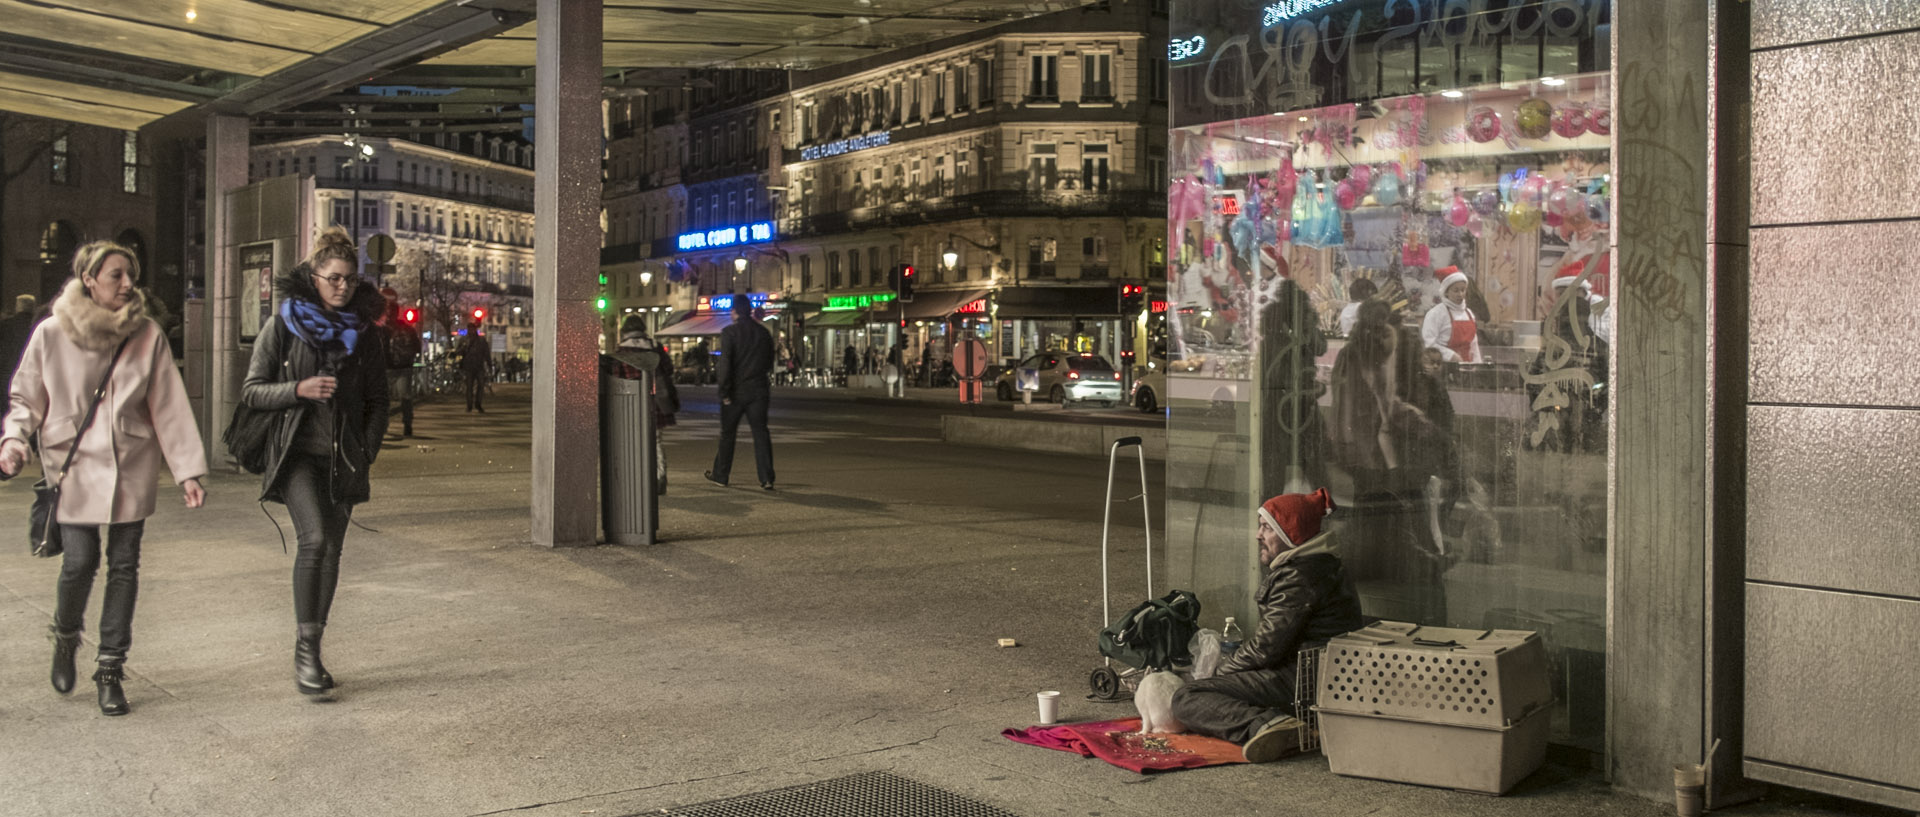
[677,221,776,252]
[706,293,771,312]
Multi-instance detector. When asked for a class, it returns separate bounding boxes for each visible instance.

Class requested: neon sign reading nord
[800,131,892,161]
[677,221,775,251]
[1263,0,1340,26]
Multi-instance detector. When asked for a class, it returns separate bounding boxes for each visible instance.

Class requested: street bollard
[599,355,659,545]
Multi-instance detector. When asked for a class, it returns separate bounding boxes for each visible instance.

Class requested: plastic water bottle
[1220,617,1243,659]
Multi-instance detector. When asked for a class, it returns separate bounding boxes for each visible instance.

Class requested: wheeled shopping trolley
[1087,436,1157,701]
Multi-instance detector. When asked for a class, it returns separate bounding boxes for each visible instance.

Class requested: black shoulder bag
[29,336,132,558]
[224,318,287,474]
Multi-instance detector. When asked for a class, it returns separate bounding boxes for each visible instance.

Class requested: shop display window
[1165,0,1613,750]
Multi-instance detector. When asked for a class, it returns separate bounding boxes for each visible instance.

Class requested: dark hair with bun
[310,226,358,272]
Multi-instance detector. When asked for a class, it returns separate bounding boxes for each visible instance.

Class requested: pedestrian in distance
[379,287,421,437]
[1169,489,1364,762]
[241,226,389,697]
[1,241,209,716]
[842,344,857,379]
[704,298,776,490]
[456,321,493,412]
[602,315,678,493]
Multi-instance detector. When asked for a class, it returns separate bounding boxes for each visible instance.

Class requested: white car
[994,351,1124,407]
[1131,365,1165,413]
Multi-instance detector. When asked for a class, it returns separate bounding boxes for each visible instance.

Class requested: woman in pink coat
[1,241,208,716]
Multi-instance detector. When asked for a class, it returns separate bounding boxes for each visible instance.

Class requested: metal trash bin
[600,353,659,545]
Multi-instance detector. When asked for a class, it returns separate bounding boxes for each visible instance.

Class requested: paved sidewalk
[0,385,1885,817]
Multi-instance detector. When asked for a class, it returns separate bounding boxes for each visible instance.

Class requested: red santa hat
[1436,266,1468,291]
[1551,258,1590,290]
[1257,488,1337,548]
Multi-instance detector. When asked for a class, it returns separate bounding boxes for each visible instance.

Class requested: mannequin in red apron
[1420,267,1481,364]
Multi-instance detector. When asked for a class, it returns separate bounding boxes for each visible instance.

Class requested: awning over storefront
[655,313,733,337]
[994,285,1121,319]
[901,288,992,320]
[805,310,868,328]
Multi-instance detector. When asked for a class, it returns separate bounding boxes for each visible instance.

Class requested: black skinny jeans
[280,453,353,627]
[54,520,146,660]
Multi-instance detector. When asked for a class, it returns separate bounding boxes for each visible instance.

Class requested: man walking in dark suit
[705,298,777,490]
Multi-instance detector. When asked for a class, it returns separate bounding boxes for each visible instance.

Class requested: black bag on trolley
[1098,589,1202,672]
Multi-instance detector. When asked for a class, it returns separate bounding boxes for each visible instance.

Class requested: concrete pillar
[1609,0,1750,805]
[530,0,603,548]
[205,115,250,457]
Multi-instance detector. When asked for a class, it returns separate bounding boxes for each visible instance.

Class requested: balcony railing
[317,178,533,214]
[782,183,1164,239]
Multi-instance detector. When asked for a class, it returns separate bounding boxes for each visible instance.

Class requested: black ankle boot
[50,627,80,694]
[93,660,128,716]
[295,625,331,694]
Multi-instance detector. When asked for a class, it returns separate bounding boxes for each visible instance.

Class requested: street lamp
[639,270,653,287]
[341,135,377,248]
[941,246,959,271]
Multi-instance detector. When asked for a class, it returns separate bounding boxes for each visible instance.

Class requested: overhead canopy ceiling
[0,0,1090,132]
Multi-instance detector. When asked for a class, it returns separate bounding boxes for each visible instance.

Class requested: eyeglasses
[313,273,357,287]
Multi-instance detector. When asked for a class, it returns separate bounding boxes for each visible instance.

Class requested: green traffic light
[596,297,608,311]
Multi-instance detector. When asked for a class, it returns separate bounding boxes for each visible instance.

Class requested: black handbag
[223,402,277,475]
[29,336,132,558]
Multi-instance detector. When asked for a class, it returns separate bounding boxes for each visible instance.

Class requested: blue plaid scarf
[280,297,364,355]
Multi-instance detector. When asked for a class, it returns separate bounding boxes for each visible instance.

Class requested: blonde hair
[71,241,141,287]
[309,226,359,272]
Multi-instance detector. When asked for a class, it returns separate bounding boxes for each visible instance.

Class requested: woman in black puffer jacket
[241,227,388,696]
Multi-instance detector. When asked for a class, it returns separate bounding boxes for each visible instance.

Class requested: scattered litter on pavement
[998,638,1019,648]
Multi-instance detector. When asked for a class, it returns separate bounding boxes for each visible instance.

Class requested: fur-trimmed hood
[276,262,386,325]
[52,278,149,352]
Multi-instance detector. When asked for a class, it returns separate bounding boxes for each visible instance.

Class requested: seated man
[1170,488,1365,762]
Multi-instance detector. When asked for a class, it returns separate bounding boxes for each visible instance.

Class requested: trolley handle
[1113,436,1143,448]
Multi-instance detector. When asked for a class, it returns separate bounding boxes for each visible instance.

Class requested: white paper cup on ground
[1673,763,1705,817]
[1036,690,1061,724]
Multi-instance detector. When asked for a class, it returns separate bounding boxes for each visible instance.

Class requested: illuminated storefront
[1166,0,1612,751]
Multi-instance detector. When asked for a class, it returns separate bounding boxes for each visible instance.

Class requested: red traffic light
[471,307,487,322]
[401,307,418,325]
[902,265,915,278]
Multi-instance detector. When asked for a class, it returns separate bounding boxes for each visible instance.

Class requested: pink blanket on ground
[1001,717,1248,773]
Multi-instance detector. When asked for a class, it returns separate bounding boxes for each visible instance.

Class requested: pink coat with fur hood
[3,279,207,524]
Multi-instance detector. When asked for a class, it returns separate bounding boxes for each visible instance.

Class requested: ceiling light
[1441,90,1464,98]
[185,9,197,21]
[1298,115,1308,122]
[1541,77,1567,86]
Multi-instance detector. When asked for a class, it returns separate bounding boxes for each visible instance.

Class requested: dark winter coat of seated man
[1170,488,1366,762]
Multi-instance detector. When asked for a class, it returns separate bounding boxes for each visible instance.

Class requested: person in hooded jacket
[1,241,208,716]
[1169,488,1364,762]
[601,314,677,492]
[241,227,388,697]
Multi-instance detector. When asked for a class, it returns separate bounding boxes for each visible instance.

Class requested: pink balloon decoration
[1518,175,1548,206]
[1349,164,1372,188]
[1335,178,1362,211]
[1448,193,1472,227]
[1547,185,1576,216]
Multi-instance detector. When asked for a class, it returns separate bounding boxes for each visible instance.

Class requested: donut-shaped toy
[1467,107,1501,143]
[1551,104,1588,138]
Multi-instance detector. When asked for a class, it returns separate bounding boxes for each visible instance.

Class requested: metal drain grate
[647,771,1021,817]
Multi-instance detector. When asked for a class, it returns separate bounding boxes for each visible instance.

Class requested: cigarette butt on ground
[997,638,1018,648]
